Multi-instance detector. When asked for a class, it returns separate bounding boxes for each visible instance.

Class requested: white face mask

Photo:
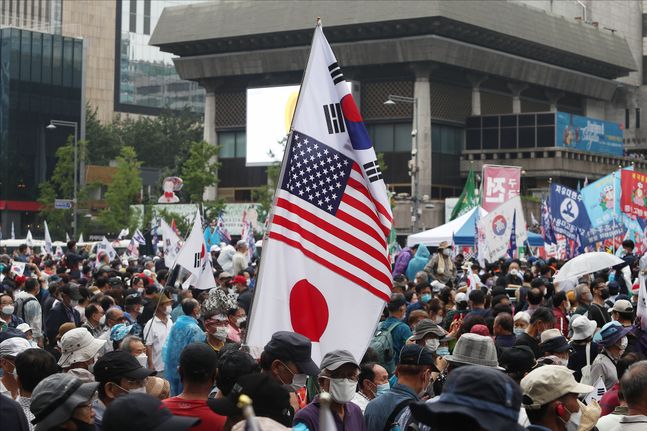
[129,386,147,395]
[164,305,172,315]
[619,336,628,352]
[514,327,525,336]
[425,338,440,351]
[211,326,228,341]
[442,248,451,257]
[1,305,14,315]
[137,288,144,294]
[564,407,581,431]
[327,378,357,404]
[99,315,106,326]
[69,299,79,308]
[236,317,246,326]
[136,354,148,368]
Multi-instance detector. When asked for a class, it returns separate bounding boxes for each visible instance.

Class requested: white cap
[0,337,32,358]
[455,292,468,303]
[514,311,531,324]
[210,245,221,253]
[58,328,107,368]
[16,323,31,333]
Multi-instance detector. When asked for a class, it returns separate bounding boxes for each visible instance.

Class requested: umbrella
[553,252,624,283]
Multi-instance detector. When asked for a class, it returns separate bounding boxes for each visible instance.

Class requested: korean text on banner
[581,170,624,227]
[621,169,647,218]
[481,165,521,212]
[246,23,393,365]
[550,184,591,241]
[477,196,527,264]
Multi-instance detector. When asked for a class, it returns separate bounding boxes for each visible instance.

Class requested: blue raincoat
[405,245,430,281]
[162,315,205,395]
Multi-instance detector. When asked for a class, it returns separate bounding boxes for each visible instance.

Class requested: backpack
[370,321,402,375]
[14,296,37,321]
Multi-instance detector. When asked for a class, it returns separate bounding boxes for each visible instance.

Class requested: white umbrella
[553,252,624,283]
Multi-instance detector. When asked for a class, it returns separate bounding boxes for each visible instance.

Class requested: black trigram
[328,62,345,85]
[193,252,201,268]
[323,103,346,134]
[363,160,383,183]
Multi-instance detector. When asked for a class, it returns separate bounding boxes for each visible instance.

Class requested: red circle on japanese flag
[289,279,329,342]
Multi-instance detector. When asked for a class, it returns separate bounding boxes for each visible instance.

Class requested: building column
[508,82,528,114]
[545,90,564,112]
[467,74,488,116]
[413,64,435,200]
[202,87,218,201]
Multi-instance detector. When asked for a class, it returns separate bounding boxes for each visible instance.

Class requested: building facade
[151,0,645,232]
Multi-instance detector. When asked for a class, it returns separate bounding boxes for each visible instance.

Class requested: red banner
[620,169,647,218]
[481,165,521,212]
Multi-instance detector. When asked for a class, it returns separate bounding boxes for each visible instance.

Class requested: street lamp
[383,94,420,233]
[46,120,79,239]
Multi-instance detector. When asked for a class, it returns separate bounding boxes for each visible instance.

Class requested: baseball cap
[319,349,359,371]
[410,365,525,431]
[593,321,632,348]
[0,327,27,343]
[231,275,247,285]
[210,245,221,253]
[59,284,82,300]
[399,344,437,370]
[58,328,107,368]
[499,346,537,374]
[455,292,468,303]
[444,333,503,370]
[218,271,233,280]
[103,393,199,431]
[412,319,448,341]
[208,373,293,426]
[94,350,156,382]
[612,299,634,313]
[110,323,135,342]
[30,373,99,431]
[521,365,594,409]
[540,329,571,354]
[571,314,597,341]
[16,323,32,333]
[263,331,319,376]
[0,336,32,358]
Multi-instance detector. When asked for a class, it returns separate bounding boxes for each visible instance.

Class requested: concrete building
[151,0,645,232]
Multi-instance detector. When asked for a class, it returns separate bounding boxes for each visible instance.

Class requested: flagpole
[245,18,323,345]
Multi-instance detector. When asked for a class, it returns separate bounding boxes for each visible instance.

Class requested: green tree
[98,146,142,234]
[85,105,121,165]
[180,141,220,203]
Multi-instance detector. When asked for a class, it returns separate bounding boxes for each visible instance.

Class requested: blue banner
[550,184,591,241]
[582,223,626,246]
[555,112,624,157]
[581,166,633,228]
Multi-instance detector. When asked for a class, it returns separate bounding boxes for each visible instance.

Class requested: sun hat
[412,319,448,341]
[570,315,597,341]
[593,321,633,348]
[539,329,571,353]
[410,365,525,431]
[521,365,593,409]
[58,327,106,368]
[30,373,99,431]
[0,336,32,358]
[444,333,503,370]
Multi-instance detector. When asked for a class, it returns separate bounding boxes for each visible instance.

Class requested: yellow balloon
[284,91,298,134]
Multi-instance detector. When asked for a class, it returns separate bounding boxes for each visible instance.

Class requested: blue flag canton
[281,131,353,215]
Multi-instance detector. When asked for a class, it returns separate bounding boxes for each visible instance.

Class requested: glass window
[20,30,31,81]
[218,132,237,158]
[129,0,137,33]
[52,35,62,85]
[72,39,82,88]
[144,0,151,35]
[236,131,246,158]
[372,124,394,152]
[41,34,52,84]
[62,38,72,87]
[31,32,42,83]
[394,123,412,152]
[10,30,20,78]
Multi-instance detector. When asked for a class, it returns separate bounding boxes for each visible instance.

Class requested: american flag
[269,131,392,302]
[541,196,556,245]
[216,213,231,243]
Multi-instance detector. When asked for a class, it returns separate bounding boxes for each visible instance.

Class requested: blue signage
[550,184,591,241]
[555,112,624,157]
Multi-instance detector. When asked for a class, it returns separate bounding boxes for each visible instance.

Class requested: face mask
[236,317,246,326]
[510,269,518,276]
[375,382,390,397]
[420,294,432,304]
[436,347,450,357]
[129,386,147,394]
[211,326,228,341]
[514,327,525,336]
[87,362,95,374]
[442,249,451,256]
[327,378,357,403]
[600,288,610,299]
[69,299,79,308]
[164,305,172,315]
[136,354,148,368]
[618,336,628,352]
[137,288,144,294]
[278,361,307,392]
[432,316,443,325]
[1,305,14,315]
[425,338,440,351]
[99,315,106,325]
[563,406,581,431]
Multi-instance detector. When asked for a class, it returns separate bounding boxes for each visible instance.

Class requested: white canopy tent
[406,207,488,247]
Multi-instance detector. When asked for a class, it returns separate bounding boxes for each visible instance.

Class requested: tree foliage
[180,141,220,203]
[98,146,142,234]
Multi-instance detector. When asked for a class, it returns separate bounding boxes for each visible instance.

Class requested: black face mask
[600,288,610,300]
[71,418,94,431]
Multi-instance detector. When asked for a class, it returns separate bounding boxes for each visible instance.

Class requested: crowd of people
[1,236,647,431]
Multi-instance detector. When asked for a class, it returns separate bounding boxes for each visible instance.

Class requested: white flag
[96,237,117,263]
[174,212,206,278]
[11,261,25,276]
[247,23,393,364]
[11,222,15,240]
[133,229,146,245]
[160,219,183,268]
[55,245,64,258]
[530,212,539,227]
[117,228,130,240]
[477,196,528,264]
[44,221,53,254]
[78,233,84,243]
[26,229,33,247]
[65,232,70,242]
[638,275,647,331]
[182,258,217,290]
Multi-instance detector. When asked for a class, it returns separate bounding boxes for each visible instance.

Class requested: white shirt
[143,315,173,371]
[597,413,622,431]
[351,391,370,413]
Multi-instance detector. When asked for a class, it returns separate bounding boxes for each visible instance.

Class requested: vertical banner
[481,165,521,212]
[581,168,627,227]
[620,169,647,218]
[477,196,527,263]
[550,184,591,241]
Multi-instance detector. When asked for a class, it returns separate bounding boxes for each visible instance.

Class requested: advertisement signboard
[555,112,623,157]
